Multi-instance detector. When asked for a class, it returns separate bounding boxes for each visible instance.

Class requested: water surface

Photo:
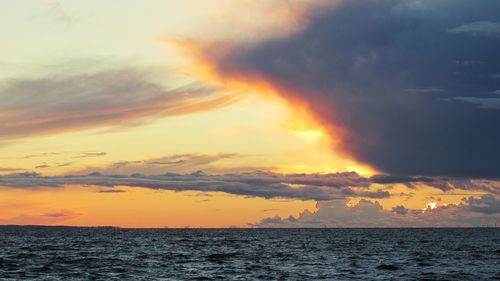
[0,227,498,280]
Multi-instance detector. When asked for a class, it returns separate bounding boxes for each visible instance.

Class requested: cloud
[0,66,238,140]
[370,174,498,194]
[201,0,500,178]
[0,209,80,225]
[0,169,498,201]
[464,194,500,214]
[392,205,408,215]
[98,189,127,193]
[40,0,77,24]
[17,151,104,160]
[79,153,240,175]
[0,167,25,173]
[449,21,500,37]
[31,162,72,170]
[19,152,65,159]
[454,96,500,109]
[72,151,107,158]
[404,88,446,93]
[253,195,500,227]
[0,171,393,201]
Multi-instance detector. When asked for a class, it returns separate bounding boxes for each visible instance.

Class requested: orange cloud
[255,196,500,227]
[158,31,367,174]
[0,66,239,140]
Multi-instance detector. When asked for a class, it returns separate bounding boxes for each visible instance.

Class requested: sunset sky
[0,0,499,227]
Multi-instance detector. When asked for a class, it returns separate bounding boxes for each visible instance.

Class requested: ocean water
[0,227,498,280]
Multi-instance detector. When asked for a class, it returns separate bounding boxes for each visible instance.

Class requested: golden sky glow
[0,186,316,228]
[0,0,497,228]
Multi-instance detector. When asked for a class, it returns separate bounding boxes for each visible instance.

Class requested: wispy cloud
[33,162,73,170]
[42,0,75,24]
[80,153,241,175]
[0,209,80,225]
[449,21,500,37]
[0,167,25,173]
[0,66,238,140]
[71,151,107,159]
[454,96,500,109]
[16,151,105,160]
[97,189,127,193]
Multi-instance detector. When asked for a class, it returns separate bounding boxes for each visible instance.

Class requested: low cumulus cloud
[254,195,500,227]
[0,66,237,140]
[202,0,500,178]
[391,205,408,215]
[464,194,500,214]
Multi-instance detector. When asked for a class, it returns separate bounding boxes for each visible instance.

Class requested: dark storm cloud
[211,0,500,178]
[0,66,237,140]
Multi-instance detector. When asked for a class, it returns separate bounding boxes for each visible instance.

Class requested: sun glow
[158,38,378,177]
[346,200,354,208]
[422,201,438,212]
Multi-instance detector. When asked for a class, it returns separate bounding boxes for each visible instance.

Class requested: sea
[0,226,498,280]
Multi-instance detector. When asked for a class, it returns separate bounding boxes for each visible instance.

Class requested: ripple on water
[0,227,498,280]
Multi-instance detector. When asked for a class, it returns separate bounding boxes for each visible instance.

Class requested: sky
[0,0,499,228]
